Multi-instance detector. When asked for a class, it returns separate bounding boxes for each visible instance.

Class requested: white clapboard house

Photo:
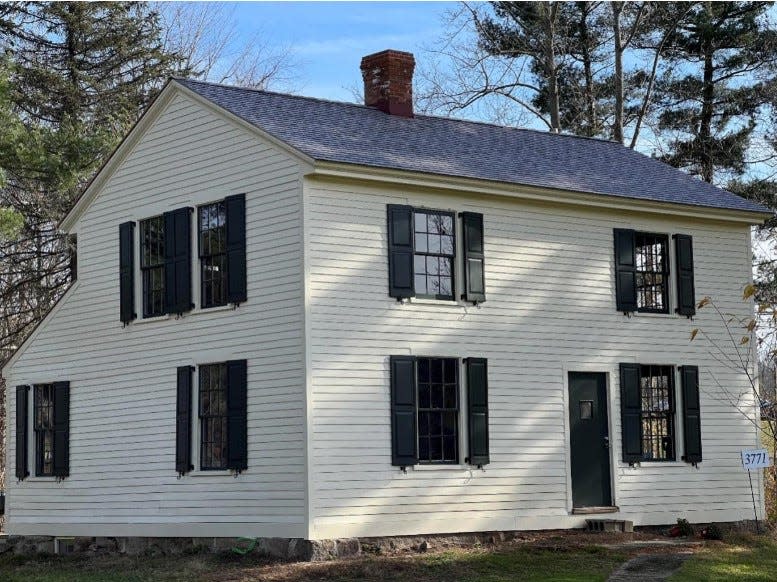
[3,50,771,541]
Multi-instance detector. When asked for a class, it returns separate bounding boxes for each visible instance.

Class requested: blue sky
[231,1,457,101]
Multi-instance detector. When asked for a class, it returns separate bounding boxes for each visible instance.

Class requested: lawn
[671,535,777,582]
[4,532,777,582]
[0,543,627,582]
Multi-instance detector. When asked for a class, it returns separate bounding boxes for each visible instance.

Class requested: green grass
[0,544,627,582]
[671,535,777,582]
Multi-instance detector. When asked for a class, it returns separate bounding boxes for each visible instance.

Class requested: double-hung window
[389,355,489,468]
[199,362,228,470]
[635,233,669,313]
[387,205,485,303]
[417,357,459,463]
[413,211,455,300]
[198,202,228,308]
[176,360,247,475]
[33,384,55,476]
[639,365,675,461]
[140,216,165,317]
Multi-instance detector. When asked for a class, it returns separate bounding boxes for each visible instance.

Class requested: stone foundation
[0,530,522,561]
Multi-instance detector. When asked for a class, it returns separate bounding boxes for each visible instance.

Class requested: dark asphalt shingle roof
[177,78,769,215]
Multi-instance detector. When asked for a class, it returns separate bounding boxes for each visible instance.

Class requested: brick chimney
[360,50,415,118]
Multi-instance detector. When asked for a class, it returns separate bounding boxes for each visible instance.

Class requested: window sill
[407,297,465,307]
[184,469,240,477]
[186,304,237,317]
[22,476,61,483]
[412,463,473,472]
[623,460,686,468]
[133,314,170,325]
[129,304,237,326]
[627,311,679,320]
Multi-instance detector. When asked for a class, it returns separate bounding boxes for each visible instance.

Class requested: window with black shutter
[390,355,488,469]
[31,381,69,478]
[621,363,681,464]
[388,205,485,303]
[197,360,247,473]
[198,195,247,308]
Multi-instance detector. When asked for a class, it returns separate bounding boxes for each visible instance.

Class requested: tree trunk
[611,2,624,144]
[542,3,561,132]
[578,2,597,136]
[699,38,715,183]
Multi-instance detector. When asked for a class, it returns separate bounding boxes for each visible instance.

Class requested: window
[640,365,675,461]
[413,210,455,300]
[417,357,459,463]
[199,363,228,470]
[199,202,227,308]
[140,216,165,317]
[33,384,55,476]
[635,233,669,313]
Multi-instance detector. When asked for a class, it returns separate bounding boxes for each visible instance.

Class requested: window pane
[635,233,668,312]
[200,363,228,470]
[199,202,228,308]
[639,365,675,461]
[428,235,441,253]
[416,357,459,464]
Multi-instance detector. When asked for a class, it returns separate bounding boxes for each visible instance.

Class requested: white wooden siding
[304,177,762,540]
[4,92,307,538]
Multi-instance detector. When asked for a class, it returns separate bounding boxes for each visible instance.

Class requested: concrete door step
[586,518,634,533]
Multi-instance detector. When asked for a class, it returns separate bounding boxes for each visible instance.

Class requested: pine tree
[654,1,777,183]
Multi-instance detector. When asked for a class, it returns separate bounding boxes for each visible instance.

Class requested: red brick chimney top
[360,50,415,118]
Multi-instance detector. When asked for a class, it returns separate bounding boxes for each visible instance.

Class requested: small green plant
[677,518,695,537]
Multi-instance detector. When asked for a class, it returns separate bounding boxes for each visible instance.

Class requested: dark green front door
[568,372,612,508]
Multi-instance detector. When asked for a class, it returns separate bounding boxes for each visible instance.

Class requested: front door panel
[568,372,612,508]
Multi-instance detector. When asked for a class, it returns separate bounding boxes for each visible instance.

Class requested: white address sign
[741,449,772,470]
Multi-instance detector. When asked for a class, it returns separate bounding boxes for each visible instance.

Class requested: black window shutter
[52,381,70,478]
[15,385,29,481]
[614,229,637,313]
[119,221,136,324]
[619,363,642,463]
[225,194,247,304]
[176,366,194,475]
[226,359,248,473]
[164,207,193,315]
[390,355,418,466]
[466,358,490,466]
[674,234,696,317]
[462,212,486,303]
[387,205,415,299]
[680,365,702,464]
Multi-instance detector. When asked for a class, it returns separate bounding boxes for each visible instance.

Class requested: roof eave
[310,160,772,225]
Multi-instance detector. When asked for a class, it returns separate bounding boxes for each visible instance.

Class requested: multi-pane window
[635,233,669,313]
[640,365,675,461]
[417,357,459,463]
[199,202,227,308]
[199,363,228,470]
[414,210,455,300]
[34,384,55,476]
[140,216,165,317]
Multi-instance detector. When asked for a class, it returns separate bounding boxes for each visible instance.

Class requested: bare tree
[156,2,300,90]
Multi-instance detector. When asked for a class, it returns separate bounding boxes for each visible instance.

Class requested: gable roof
[176,78,769,216]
